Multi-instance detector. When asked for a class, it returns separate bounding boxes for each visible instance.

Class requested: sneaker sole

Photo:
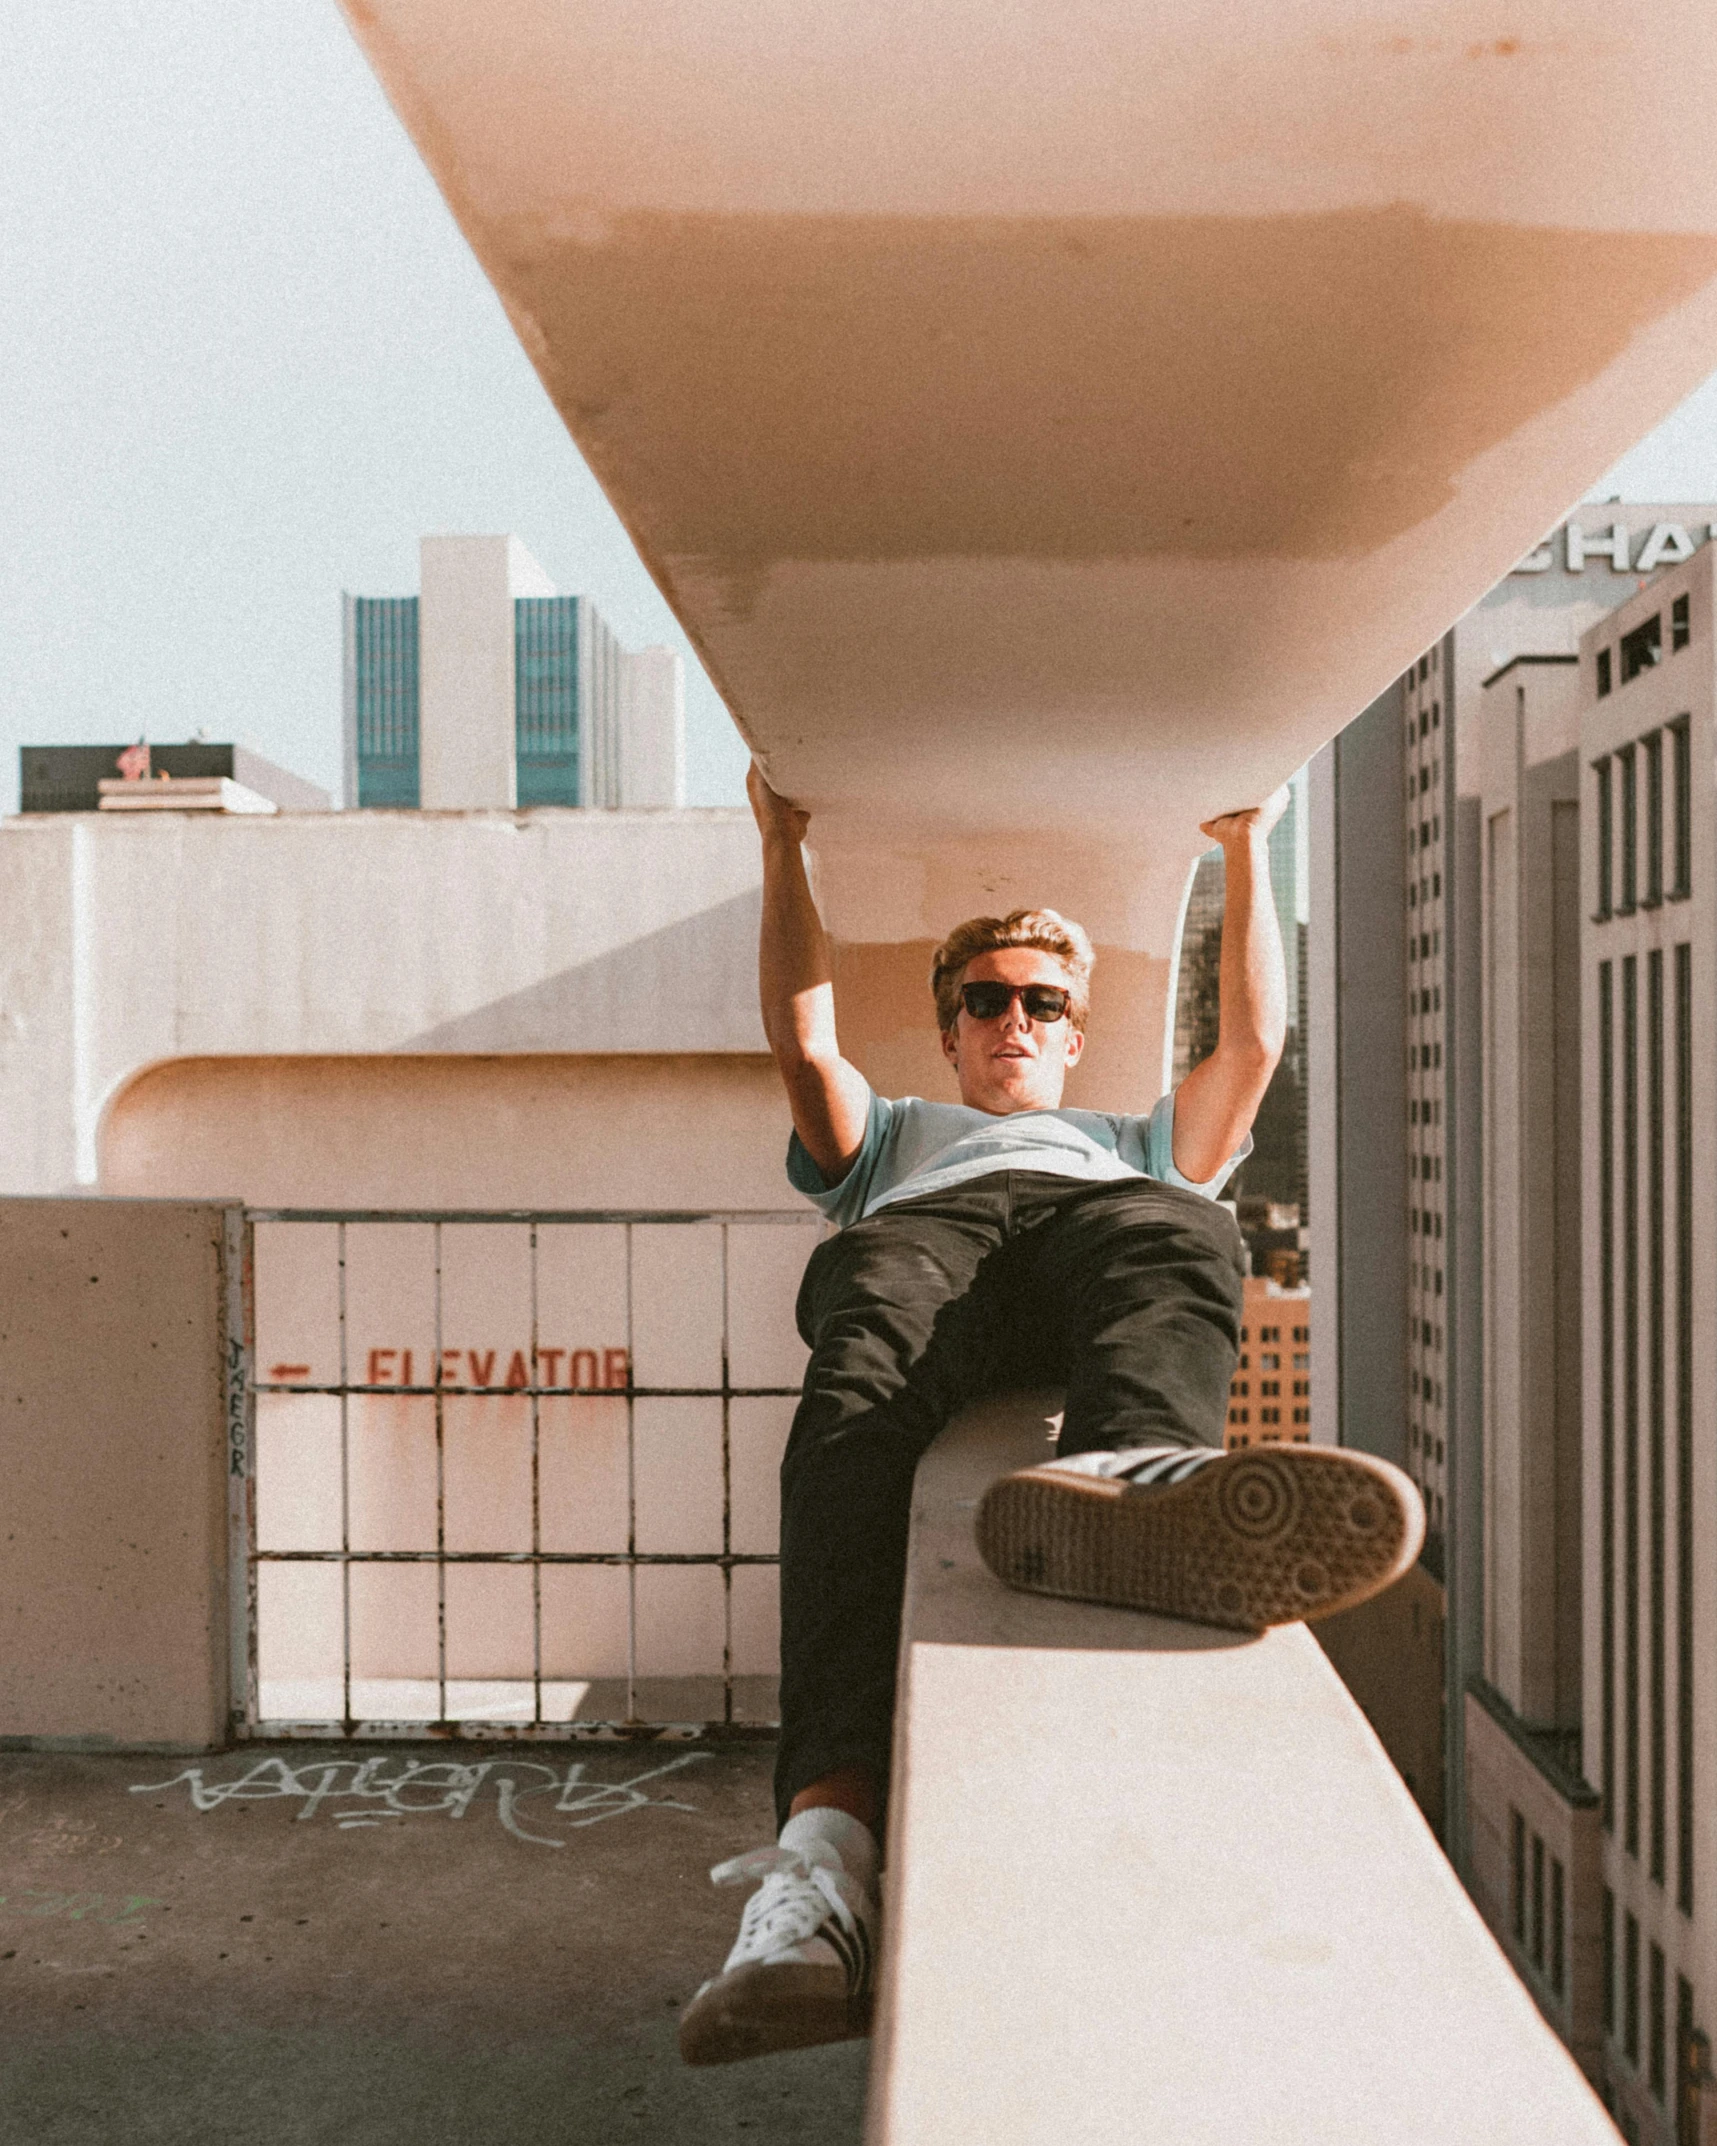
[975,1445,1424,1632]
[678,1960,871,2066]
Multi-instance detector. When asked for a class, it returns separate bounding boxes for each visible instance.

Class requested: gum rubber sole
[678,1960,872,2066]
[975,1445,1424,1631]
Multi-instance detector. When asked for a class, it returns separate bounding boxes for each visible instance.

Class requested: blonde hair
[930,909,1095,1034]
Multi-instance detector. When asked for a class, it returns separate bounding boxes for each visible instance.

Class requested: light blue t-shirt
[786,1085,1250,1229]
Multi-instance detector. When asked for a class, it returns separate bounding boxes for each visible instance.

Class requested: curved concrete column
[337,1,1717,1101]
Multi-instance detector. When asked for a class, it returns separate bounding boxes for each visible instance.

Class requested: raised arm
[748,761,873,1183]
[1172,786,1291,1183]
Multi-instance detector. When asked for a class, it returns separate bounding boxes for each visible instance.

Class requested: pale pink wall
[0,1199,233,1748]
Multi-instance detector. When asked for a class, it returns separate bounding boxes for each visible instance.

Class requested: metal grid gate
[232,1209,820,1741]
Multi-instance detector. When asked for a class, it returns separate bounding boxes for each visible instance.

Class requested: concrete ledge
[867,1393,1617,2144]
[0,1197,238,1749]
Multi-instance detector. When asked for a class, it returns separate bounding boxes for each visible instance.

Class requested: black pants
[774,1169,1247,1833]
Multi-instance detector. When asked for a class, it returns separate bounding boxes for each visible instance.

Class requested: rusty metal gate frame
[230,1207,820,1743]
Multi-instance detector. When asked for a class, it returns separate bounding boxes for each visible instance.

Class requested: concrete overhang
[335,0,1717,1102]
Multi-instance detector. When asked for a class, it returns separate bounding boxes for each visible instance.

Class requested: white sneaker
[976,1440,1424,1631]
[678,1837,878,2065]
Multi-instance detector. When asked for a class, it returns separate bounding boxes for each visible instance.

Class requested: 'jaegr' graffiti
[130,1753,707,1848]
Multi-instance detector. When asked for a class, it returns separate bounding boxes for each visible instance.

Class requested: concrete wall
[0,807,766,1195]
[1465,1684,1605,2084]
[1477,660,1583,1730]
[0,1198,236,1750]
[418,534,556,810]
[620,644,686,808]
[1305,684,1408,1469]
[100,1053,790,1210]
[1314,1562,1447,1836]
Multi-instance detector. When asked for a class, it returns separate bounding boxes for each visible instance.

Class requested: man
[679,766,1421,2067]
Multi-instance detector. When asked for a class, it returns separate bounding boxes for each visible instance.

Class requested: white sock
[779,1805,879,1899]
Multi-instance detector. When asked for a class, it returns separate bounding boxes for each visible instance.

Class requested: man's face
[939,946,1085,1115]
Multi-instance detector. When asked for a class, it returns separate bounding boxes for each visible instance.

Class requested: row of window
[1411,1208,1444,1239]
[1244,1323,1307,1344]
[1592,717,1692,920]
[1594,595,1692,700]
[1600,1891,1700,2125]
[1411,1041,1444,1071]
[1511,1809,1566,1998]
[1415,813,1442,851]
[1414,1153,1442,1183]
[1409,927,1441,964]
[1409,1098,1442,1127]
[1596,949,1695,1914]
[1410,1373,1443,1407]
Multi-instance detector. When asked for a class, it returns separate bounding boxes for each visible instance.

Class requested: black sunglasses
[959,981,1072,1023]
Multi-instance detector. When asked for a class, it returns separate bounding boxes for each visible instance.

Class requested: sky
[6,0,1717,817]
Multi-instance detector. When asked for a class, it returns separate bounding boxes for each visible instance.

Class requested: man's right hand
[748,760,809,847]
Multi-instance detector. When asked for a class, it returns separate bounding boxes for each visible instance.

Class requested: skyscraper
[342,536,684,813]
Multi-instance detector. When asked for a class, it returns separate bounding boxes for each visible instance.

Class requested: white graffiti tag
[130,1753,708,1847]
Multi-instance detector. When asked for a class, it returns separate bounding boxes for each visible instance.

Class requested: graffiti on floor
[0,1891,162,1922]
[129,1753,709,1847]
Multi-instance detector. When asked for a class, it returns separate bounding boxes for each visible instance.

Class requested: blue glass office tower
[514,597,580,807]
[344,597,421,808]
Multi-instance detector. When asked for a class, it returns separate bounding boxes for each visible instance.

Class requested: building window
[1600,960,1617,1832]
[1650,1942,1667,2102]
[1669,717,1692,901]
[1550,1859,1566,1997]
[1626,1912,1641,2066]
[1677,939,1695,1916]
[1624,952,1641,1860]
[1676,1979,1698,2144]
[1622,612,1663,685]
[1618,744,1638,914]
[1649,946,1667,1890]
[1643,730,1664,908]
[1531,1833,1546,1968]
[1599,646,1613,697]
[1604,1889,1616,2034]
[1511,1809,1527,1942]
[1593,756,1615,919]
[1672,593,1691,651]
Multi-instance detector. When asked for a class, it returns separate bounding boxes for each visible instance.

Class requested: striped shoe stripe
[1116,1446,1225,1487]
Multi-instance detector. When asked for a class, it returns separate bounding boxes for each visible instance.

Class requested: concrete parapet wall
[1464,1683,1605,2084]
[869,1395,1617,2144]
[0,807,764,1195]
[0,1198,236,1750]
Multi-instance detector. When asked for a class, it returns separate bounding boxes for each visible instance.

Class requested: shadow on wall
[398,889,765,1053]
[1313,1562,1447,1839]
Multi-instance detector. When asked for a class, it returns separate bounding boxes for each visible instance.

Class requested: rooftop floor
[0,1740,867,2146]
